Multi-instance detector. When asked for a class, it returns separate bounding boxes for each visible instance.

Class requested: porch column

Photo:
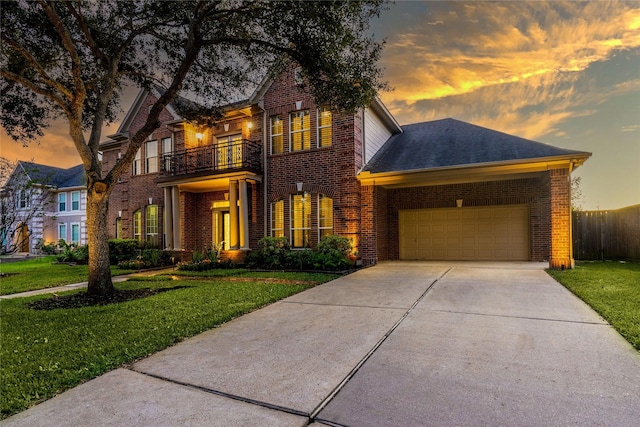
[238,179,249,249]
[229,181,239,249]
[164,187,174,250]
[171,186,181,250]
[549,168,573,269]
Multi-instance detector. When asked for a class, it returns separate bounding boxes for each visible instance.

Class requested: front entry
[212,201,231,250]
[17,223,30,253]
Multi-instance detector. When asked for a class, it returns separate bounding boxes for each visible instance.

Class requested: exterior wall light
[456,199,463,208]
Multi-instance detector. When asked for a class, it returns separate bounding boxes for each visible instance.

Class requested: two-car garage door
[399,205,529,261]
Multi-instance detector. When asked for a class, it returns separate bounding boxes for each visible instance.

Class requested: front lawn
[0,270,338,419]
[547,261,640,351]
[0,257,134,295]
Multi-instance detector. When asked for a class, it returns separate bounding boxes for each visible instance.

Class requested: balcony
[160,139,262,178]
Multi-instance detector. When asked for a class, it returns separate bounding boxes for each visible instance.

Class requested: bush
[35,239,57,255]
[246,237,290,269]
[108,239,140,264]
[317,235,352,257]
[55,240,88,264]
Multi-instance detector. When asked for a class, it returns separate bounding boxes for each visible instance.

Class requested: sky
[1,1,639,210]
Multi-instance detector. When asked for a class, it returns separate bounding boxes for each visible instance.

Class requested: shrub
[246,237,290,269]
[55,240,88,264]
[35,239,57,255]
[108,239,140,264]
[317,235,352,257]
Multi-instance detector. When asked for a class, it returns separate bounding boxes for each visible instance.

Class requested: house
[0,161,87,254]
[101,66,591,269]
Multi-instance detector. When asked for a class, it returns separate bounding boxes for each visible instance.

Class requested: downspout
[263,107,268,237]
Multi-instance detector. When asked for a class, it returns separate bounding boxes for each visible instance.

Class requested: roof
[11,161,86,189]
[363,118,591,174]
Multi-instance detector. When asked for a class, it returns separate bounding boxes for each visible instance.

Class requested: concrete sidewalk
[3,262,640,426]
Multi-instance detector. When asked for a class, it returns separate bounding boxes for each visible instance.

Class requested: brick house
[101,67,590,268]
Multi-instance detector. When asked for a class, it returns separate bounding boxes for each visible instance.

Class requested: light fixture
[195,132,203,141]
[246,121,253,129]
[118,210,122,217]
[149,197,153,205]
[224,123,230,132]
[456,199,463,208]
[296,182,303,192]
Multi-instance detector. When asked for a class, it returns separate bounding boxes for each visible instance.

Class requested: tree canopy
[1,0,388,295]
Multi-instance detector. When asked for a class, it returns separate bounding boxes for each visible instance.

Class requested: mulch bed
[28,286,190,310]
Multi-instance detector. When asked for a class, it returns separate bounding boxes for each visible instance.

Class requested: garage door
[399,205,529,261]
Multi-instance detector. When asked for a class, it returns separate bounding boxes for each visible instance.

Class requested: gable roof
[363,118,591,174]
[7,161,86,189]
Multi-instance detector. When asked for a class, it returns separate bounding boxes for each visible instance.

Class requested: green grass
[0,271,337,419]
[0,257,134,295]
[548,261,640,351]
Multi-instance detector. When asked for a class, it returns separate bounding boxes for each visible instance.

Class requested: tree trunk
[86,182,114,296]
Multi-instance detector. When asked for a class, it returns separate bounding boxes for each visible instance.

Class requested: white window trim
[70,222,81,243]
[71,191,80,211]
[145,140,158,174]
[318,194,333,241]
[133,148,142,175]
[271,199,284,238]
[270,116,284,155]
[58,193,67,212]
[146,205,159,245]
[58,223,67,242]
[289,110,310,152]
[317,107,332,148]
[161,137,173,172]
[290,192,311,248]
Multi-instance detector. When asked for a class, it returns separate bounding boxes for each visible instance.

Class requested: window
[115,217,122,239]
[290,110,310,151]
[146,205,158,246]
[133,148,141,175]
[18,190,29,209]
[133,209,142,241]
[71,223,80,243]
[146,140,158,173]
[161,137,172,172]
[58,223,67,241]
[270,116,284,154]
[290,192,311,248]
[318,194,333,240]
[71,191,80,211]
[58,193,67,211]
[271,199,284,238]
[318,107,332,148]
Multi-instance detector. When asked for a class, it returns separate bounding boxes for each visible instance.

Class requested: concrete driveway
[4,262,640,426]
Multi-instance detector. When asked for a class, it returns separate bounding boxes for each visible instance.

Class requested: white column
[172,186,181,250]
[239,180,249,249]
[164,187,173,250]
[229,181,239,249]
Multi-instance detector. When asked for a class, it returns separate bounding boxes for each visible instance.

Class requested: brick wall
[374,177,551,261]
[548,168,573,269]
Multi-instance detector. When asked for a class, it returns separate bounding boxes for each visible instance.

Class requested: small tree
[1,1,387,296]
[0,158,55,254]
[571,176,584,211]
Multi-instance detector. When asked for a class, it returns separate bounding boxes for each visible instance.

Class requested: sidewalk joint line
[130,368,310,419]
[309,267,453,422]
[429,309,609,325]
[281,300,409,310]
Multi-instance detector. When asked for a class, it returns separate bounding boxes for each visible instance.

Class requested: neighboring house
[101,66,591,269]
[0,161,87,254]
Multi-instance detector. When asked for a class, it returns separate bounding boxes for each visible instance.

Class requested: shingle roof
[363,118,591,174]
[18,161,86,188]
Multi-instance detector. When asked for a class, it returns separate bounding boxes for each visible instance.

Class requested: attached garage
[399,205,529,261]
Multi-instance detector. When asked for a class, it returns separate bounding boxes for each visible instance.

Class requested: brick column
[359,184,377,265]
[229,181,239,249]
[238,179,249,250]
[171,186,181,250]
[549,168,574,269]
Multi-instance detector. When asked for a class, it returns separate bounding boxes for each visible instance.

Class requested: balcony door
[217,134,242,169]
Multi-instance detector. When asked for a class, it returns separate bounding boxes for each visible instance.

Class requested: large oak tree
[1,0,387,295]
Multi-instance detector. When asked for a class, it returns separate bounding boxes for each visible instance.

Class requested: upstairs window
[161,137,172,172]
[18,190,29,209]
[133,149,141,175]
[290,192,311,248]
[270,116,284,154]
[71,191,80,211]
[317,107,332,148]
[146,140,158,173]
[58,193,67,211]
[290,110,310,151]
[271,199,284,238]
[318,194,333,240]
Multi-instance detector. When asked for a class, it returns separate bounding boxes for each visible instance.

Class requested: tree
[0,158,55,255]
[1,0,387,296]
[571,176,584,211]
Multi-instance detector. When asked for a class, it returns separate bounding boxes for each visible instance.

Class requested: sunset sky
[2,1,639,210]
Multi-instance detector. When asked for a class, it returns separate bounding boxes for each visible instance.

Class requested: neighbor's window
[71,191,80,211]
[146,205,159,246]
[317,107,332,148]
[133,209,142,241]
[133,148,141,175]
[58,223,67,241]
[271,199,284,238]
[58,193,67,211]
[146,140,158,173]
[18,190,29,209]
[290,192,311,248]
[270,116,284,154]
[115,217,122,239]
[290,110,310,151]
[71,223,80,243]
[318,194,333,240]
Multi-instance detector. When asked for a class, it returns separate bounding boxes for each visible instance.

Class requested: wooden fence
[573,204,640,260]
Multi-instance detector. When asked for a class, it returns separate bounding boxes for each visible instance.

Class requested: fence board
[573,205,640,260]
